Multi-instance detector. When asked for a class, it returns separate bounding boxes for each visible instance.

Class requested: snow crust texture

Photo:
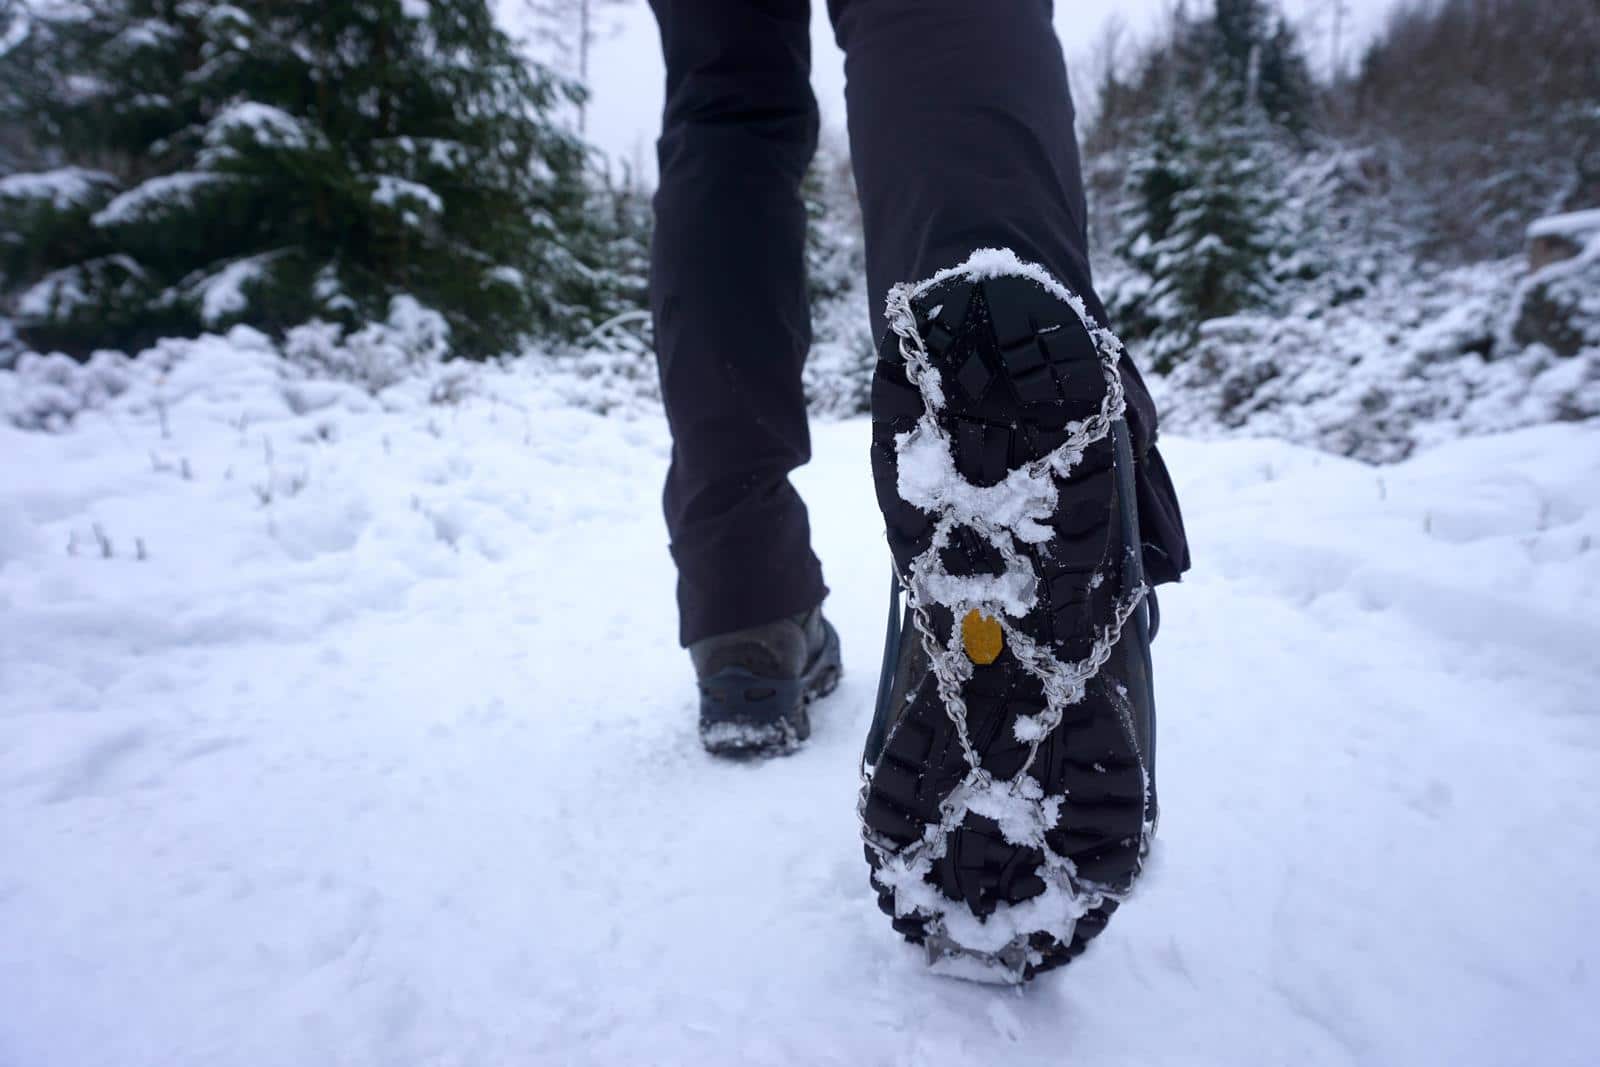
[1,337,1598,1064]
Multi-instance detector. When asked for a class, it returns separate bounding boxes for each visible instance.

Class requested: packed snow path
[2,342,1597,1066]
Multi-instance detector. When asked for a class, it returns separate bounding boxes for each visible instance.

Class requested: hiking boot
[859,250,1160,983]
[693,606,842,757]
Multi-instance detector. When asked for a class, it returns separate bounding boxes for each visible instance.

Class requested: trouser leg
[827,0,1160,445]
[647,0,828,646]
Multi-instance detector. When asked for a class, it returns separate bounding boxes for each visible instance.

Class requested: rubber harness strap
[865,564,903,766]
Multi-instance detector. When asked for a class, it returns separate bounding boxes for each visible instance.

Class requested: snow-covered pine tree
[0,0,30,175]
[0,0,599,359]
[1159,106,1285,323]
[1089,0,1315,160]
[1205,0,1315,134]
[1099,1,1311,371]
[1110,101,1197,354]
[0,2,207,353]
[1114,90,1287,371]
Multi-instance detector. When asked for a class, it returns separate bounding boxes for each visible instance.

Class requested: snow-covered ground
[2,337,1597,1065]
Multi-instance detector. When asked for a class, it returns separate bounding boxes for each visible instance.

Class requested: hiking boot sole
[862,264,1150,981]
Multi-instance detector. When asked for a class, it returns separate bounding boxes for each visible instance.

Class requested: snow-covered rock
[1512,230,1600,358]
[1527,207,1600,270]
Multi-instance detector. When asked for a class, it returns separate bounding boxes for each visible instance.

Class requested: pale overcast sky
[569,0,1402,178]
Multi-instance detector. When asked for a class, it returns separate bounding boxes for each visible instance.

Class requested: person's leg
[834,0,1188,980]
[647,0,828,647]
[827,0,1159,449]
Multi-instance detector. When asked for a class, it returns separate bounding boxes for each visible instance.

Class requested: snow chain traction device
[859,262,1150,984]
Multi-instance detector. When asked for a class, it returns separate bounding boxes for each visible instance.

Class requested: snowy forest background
[1,0,1597,461]
[2,5,1598,1060]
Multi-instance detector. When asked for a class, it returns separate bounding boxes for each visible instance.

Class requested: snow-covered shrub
[283,297,449,394]
[542,346,661,418]
[0,348,139,431]
[803,281,875,418]
[1145,257,1599,461]
[537,300,659,416]
[803,338,874,419]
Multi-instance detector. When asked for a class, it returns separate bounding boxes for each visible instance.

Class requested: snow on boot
[692,606,842,757]
[860,249,1159,983]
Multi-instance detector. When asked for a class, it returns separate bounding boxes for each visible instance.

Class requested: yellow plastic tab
[961,609,1004,666]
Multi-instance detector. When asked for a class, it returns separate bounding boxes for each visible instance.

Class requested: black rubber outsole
[862,272,1148,980]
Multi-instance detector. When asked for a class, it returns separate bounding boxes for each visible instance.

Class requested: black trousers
[649,0,1161,645]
